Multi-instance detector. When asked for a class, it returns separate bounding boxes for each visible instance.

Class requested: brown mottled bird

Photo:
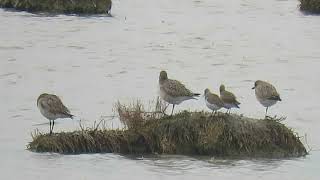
[37,93,73,134]
[219,84,240,113]
[252,80,281,117]
[204,88,224,115]
[159,71,200,115]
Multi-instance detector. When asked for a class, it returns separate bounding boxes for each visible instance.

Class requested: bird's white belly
[205,100,221,111]
[258,98,277,107]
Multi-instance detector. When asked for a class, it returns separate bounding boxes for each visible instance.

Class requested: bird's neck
[159,79,167,85]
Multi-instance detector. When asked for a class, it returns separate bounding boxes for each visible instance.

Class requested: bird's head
[252,80,263,89]
[219,84,225,92]
[204,88,210,95]
[159,70,168,82]
[37,93,49,106]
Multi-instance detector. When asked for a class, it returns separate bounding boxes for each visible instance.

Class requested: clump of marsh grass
[28,98,307,158]
[29,128,133,154]
[114,97,167,130]
[300,0,320,14]
[115,100,146,130]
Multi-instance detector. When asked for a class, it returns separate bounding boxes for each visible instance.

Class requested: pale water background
[1,0,320,179]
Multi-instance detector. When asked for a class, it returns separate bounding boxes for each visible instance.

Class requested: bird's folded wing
[221,91,237,104]
[207,94,224,107]
[162,79,194,97]
[43,95,71,115]
[261,85,280,100]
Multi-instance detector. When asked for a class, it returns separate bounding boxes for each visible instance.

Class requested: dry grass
[300,0,320,14]
[114,97,167,130]
[28,98,307,158]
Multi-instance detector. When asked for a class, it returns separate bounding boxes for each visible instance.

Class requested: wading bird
[37,93,73,134]
[159,71,200,115]
[252,80,281,117]
[219,84,240,113]
[204,88,224,116]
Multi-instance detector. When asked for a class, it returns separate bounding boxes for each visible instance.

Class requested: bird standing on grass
[204,88,224,116]
[37,93,73,135]
[219,84,240,113]
[159,70,200,115]
[252,80,281,117]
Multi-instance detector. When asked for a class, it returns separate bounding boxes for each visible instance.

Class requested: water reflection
[123,154,288,174]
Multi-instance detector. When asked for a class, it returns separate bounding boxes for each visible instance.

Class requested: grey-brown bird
[204,88,224,116]
[37,93,73,134]
[219,84,240,113]
[252,80,281,117]
[159,71,200,115]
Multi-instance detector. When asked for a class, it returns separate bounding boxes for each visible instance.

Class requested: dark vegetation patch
[0,0,112,14]
[300,0,320,14]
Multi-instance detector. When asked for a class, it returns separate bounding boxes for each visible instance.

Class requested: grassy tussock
[114,98,167,130]
[28,99,307,158]
[300,0,320,14]
[0,0,112,14]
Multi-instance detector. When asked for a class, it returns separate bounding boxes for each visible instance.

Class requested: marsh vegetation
[28,99,307,158]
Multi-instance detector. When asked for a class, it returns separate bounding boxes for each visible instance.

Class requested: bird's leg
[52,120,55,134]
[171,104,175,116]
[213,111,217,117]
[265,107,269,118]
[49,120,52,135]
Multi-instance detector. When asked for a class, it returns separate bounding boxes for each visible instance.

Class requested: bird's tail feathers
[193,93,201,97]
[68,115,83,122]
[268,96,282,101]
[63,112,74,119]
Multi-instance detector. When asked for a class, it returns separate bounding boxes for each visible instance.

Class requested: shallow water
[1,0,320,179]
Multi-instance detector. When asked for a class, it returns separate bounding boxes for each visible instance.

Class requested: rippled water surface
[1,0,320,179]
